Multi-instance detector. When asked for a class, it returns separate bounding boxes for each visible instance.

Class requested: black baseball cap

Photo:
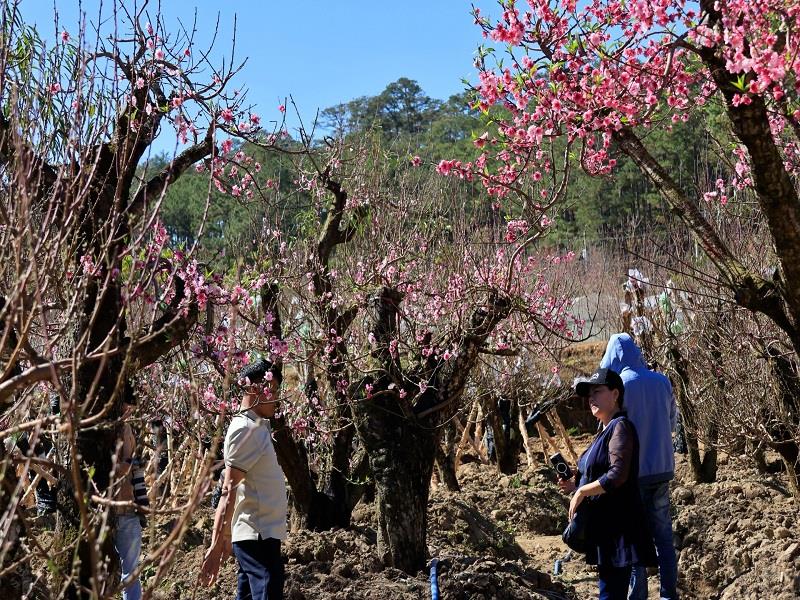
[575,368,624,397]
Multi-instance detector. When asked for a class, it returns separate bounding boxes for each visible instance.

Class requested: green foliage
[548,110,729,247]
[321,77,443,137]
[154,76,729,266]
[321,79,493,163]
[152,139,306,269]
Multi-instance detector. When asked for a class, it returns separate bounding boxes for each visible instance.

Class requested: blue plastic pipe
[429,558,440,600]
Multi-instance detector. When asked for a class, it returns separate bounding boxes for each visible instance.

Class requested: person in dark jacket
[558,368,656,600]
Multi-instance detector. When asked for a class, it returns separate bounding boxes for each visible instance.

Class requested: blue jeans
[233,537,284,600]
[600,565,632,600]
[630,481,679,600]
[114,514,142,600]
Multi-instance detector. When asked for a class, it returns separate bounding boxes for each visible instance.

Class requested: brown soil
[558,341,606,380]
[509,451,800,600]
[149,445,799,599]
[163,461,575,600]
[671,453,800,599]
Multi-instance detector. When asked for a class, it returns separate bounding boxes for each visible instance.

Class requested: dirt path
[515,533,662,599]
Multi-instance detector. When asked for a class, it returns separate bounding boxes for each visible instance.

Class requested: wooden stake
[474,404,489,464]
[455,402,478,468]
[30,462,58,487]
[535,421,561,458]
[517,408,536,469]
[455,401,479,469]
[548,411,579,465]
[454,401,489,467]
[535,422,550,462]
[167,427,175,500]
[21,473,43,504]
[474,404,484,453]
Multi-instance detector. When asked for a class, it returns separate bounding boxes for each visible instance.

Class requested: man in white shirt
[200,359,288,599]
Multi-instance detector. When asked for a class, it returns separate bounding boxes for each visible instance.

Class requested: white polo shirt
[224,410,288,542]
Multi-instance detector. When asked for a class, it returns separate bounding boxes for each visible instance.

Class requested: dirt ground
[670,452,800,599]
[138,436,799,600]
[163,461,574,600]
[509,450,800,600]
[17,340,799,598]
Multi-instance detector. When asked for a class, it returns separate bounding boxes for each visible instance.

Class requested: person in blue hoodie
[600,333,679,600]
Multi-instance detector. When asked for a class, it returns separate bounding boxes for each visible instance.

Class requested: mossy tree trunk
[352,288,511,574]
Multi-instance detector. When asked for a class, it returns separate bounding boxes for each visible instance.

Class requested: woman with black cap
[558,367,656,600]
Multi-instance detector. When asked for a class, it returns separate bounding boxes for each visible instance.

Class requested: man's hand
[199,537,231,587]
[201,466,242,586]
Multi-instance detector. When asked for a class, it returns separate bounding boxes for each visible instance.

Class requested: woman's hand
[558,477,576,494]
[568,486,586,521]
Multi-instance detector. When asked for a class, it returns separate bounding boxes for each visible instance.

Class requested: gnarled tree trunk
[434,419,460,492]
[273,413,367,531]
[765,347,800,497]
[482,395,522,475]
[261,283,367,530]
[351,288,512,574]
[667,343,717,483]
[355,388,439,573]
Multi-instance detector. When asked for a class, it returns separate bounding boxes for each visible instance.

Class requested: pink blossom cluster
[329,225,580,376]
[703,178,729,206]
[436,159,474,179]
[505,219,529,243]
[466,0,800,201]
[473,1,697,179]
[206,146,263,200]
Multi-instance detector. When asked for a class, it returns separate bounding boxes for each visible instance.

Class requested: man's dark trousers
[232,537,284,600]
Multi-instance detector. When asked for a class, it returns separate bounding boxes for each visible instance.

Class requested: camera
[549,452,573,480]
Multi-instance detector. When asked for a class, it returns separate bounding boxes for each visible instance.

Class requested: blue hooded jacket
[600,333,677,484]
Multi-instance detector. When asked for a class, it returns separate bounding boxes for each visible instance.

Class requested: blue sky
[20,1,495,155]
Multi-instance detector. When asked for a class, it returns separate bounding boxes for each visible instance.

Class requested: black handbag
[562,503,591,553]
